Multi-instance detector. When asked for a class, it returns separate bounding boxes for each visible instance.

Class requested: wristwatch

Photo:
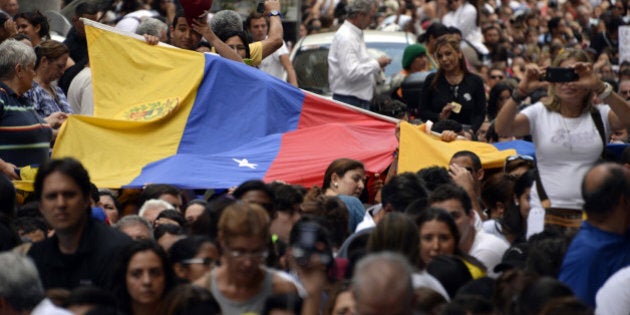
[597,82,613,100]
[269,10,283,18]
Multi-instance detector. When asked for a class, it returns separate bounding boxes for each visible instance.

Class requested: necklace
[559,113,585,152]
[445,73,463,86]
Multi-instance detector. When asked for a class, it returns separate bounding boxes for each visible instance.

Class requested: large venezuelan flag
[52,21,398,189]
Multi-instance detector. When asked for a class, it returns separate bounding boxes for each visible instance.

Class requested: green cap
[402,44,427,69]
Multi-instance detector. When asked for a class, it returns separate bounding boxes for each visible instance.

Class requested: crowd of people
[1,0,630,314]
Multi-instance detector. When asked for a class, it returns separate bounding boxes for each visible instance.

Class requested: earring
[333,183,338,188]
[515,203,520,207]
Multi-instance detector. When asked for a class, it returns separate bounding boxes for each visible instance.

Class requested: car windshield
[292,41,408,95]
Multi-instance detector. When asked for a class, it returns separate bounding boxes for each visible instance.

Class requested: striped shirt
[0,82,52,167]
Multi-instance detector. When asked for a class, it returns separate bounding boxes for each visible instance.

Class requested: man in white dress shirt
[328,0,391,110]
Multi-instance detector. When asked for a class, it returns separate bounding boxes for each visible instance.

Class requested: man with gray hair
[209,0,283,66]
[352,252,416,315]
[0,252,71,315]
[0,39,63,180]
[114,215,154,241]
[136,17,169,43]
[328,0,391,110]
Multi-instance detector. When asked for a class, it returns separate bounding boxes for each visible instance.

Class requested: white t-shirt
[32,299,72,315]
[355,203,381,233]
[595,266,630,315]
[522,103,611,238]
[469,229,509,278]
[482,219,508,243]
[260,41,290,80]
[115,10,157,33]
[442,2,483,49]
[413,271,451,301]
[68,66,93,116]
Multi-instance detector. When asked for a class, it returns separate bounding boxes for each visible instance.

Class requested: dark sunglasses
[181,257,213,266]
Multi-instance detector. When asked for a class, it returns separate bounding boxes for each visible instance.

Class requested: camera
[291,222,333,267]
[544,67,579,83]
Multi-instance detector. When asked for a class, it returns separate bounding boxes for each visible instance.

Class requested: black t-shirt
[419,72,486,132]
[27,218,133,290]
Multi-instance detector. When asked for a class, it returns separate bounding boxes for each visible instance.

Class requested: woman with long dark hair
[14,11,49,46]
[111,240,176,315]
[419,35,486,132]
[24,40,73,118]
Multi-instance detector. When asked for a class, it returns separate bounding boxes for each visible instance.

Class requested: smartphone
[544,67,579,82]
[257,0,265,13]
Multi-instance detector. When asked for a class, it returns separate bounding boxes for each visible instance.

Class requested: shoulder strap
[534,169,551,208]
[602,32,614,49]
[590,108,606,159]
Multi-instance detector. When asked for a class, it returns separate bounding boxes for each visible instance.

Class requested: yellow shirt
[210,41,263,66]
[249,41,263,66]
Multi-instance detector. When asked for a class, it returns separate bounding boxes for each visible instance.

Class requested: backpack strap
[534,169,551,208]
[590,108,607,159]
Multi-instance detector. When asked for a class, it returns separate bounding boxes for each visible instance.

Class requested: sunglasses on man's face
[181,257,214,266]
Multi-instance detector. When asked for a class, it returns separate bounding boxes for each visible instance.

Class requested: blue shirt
[24,81,73,118]
[338,195,365,233]
[559,221,630,307]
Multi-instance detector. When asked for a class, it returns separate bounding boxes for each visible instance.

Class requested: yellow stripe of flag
[398,121,516,172]
[52,22,205,188]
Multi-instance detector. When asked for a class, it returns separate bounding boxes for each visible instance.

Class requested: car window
[291,37,409,95]
[293,47,331,94]
[366,42,405,77]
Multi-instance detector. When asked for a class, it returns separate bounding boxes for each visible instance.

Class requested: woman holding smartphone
[495,48,630,235]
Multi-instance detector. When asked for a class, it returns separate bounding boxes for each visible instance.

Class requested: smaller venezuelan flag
[398,121,517,172]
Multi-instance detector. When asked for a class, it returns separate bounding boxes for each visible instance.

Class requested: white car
[289,30,416,96]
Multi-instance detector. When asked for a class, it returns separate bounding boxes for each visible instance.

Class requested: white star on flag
[233,158,258,169]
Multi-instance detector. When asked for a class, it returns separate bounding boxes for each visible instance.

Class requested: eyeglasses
[225,247,269,260]
[490,75,504,80]
[181,257,214,266]
[620,90,630,96]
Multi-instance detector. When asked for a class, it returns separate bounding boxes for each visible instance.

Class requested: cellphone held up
[543,67,579,83]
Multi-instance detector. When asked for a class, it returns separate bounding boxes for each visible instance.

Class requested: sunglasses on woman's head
[504,155,535,175]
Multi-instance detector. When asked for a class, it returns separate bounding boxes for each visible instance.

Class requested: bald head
[582,162,630,219]
[352,252,415,315]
